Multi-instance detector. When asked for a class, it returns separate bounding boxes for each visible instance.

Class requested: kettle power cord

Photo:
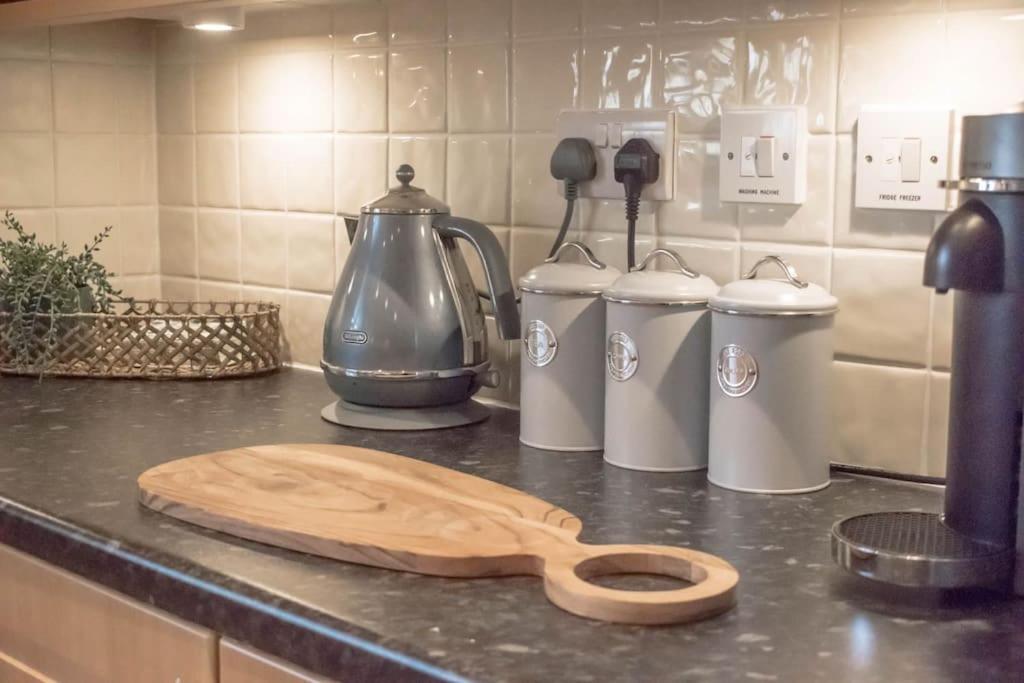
[548,137,597,258]
[613,138,660,270]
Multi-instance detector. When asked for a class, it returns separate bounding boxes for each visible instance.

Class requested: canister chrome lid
[363,165,450,215]
[709,255,838,316]
[518,242,621,296]
[603,249,719,305]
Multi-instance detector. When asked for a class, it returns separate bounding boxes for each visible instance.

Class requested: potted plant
[0,210,126,374]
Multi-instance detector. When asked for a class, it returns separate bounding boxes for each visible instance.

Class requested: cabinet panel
[0,650,53,683]
[220,638,335,683]
[0,544,217,683]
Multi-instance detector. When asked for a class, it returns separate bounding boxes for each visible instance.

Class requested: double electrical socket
[554,110,676,201]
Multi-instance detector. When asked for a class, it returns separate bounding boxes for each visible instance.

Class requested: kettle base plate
[320,399,490,431]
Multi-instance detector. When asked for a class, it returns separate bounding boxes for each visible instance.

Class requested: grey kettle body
[322,165,520,408]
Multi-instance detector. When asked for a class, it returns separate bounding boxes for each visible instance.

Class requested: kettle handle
[433,216,522,341]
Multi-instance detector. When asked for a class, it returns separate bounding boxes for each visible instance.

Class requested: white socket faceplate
[854,107,953,211]
[719,106,807,204]
[554,109,675,201]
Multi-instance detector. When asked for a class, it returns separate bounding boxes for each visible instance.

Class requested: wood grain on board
[139,444,738,625]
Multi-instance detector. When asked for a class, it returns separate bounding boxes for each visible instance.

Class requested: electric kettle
[322,165,520,408]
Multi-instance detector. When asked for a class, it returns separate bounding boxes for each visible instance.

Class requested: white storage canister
[602,249,719,472]
[519,242,621,451]
[707,255,839,494]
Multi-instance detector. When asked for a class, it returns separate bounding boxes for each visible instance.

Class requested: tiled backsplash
[0,21,160,298]
[3,0,1024,476]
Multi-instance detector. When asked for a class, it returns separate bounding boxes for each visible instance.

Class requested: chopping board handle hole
[585,573,694,592]
[540,545,737,625]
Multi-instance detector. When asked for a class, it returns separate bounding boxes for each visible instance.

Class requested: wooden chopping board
[138,444,738,625]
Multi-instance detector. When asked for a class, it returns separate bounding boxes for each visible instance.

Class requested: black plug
[548,138,597,257]
[614,138,660,270]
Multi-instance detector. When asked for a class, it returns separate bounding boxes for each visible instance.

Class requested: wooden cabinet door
[0,544,218,683]
[220,639,335,683]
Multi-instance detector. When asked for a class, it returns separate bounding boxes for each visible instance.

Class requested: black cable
[625,192,640,271]
[548,180,578,259]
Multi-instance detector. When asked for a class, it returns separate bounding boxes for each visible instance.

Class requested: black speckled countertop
[1,369,1023,682]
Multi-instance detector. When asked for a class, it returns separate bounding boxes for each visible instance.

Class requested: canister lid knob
[396,164,415,187]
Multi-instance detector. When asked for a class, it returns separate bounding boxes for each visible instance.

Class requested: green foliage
[0,210,128,373]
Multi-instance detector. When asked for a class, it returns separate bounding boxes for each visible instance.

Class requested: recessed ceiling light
[182,7,245,32]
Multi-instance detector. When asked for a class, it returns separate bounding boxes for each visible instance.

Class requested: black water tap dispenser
[833,112,1024,594]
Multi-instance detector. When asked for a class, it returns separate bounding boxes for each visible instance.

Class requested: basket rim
[0,299,281,321]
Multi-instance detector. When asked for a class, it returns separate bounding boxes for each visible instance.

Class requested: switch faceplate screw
[782,152,790,161]
[930,155,938,164]
[865,155,873,163]
[727,152,734,160]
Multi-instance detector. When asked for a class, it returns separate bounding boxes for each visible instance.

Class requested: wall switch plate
[554,110,675,201]
[855,107,953,211]
[719,106,807,204]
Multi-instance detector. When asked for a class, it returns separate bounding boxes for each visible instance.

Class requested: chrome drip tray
[831,511,1014,589]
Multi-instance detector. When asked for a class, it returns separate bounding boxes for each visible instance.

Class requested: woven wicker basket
[0,300,281,379]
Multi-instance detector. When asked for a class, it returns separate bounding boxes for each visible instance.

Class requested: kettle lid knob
[395,164,415,187]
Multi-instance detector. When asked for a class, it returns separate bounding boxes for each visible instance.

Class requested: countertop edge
[0,494,471,683]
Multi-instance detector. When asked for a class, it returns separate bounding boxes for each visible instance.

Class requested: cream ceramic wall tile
[241,6,333,55]
[579,199,655,233]
[157,135,195,206]
[931,290,953,370]
[925,371,949,477]
[241,211,288,287]
[161,276,198,299]
[946,0,1024,8]
[448,0,511,42]
[117,135,157,206]
[0,134,53,208]
[56,207,121,271]
[239,52,332,132]
[117,66,156,134]
[832,361,927,472]
[120,207,158,275]
[584,231,656,272]
[198,280,242,300]
[121,274,161,299]
[55,135,118,207]
[832,248,930,366]
[739,135,835,245]
[287,134,334,214]
[510,227,563,282]
[448,44,510,133]
[836,15,947,133]
[387,0,447,45]
[0,27,50,60]
[333,1,388,47]
[581,35,658,110]
[833,135,939,250]
[156,64,194,134]
[239,135,288,211]
[287,213,336,293]
[195,62,238,133]
[196,135,239,208]
[197,209,241,282]
[156,26,194,66]
[740,242,830,289]
[513,39,580,132]
[389,135,446,199]
[513,0,581,38]
[582,0,659,34]
[659,138,738,240]
[335,134,389,214]
[657,236,740,285]
[192,31,240,65]
[51,21,147,64]
[660,0,745,28]
[747,0,840,22]
[842,0,942,15]
[0,61,51,132]
[447,135,510,224]
[744,21,838,133]
[9,209,56,245]
[389,47,447,132]
[334,49,387,132]
[53,63,118,133]
[661,30,743,135]
[334,218,355,279]
[511,134,563,227]
[158,208,197,277]
[946,10,1024,118]
[286,291,331,366]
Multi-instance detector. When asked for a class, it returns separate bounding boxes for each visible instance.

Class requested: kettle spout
[924,199,1004,293]
[343,216,359,244]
